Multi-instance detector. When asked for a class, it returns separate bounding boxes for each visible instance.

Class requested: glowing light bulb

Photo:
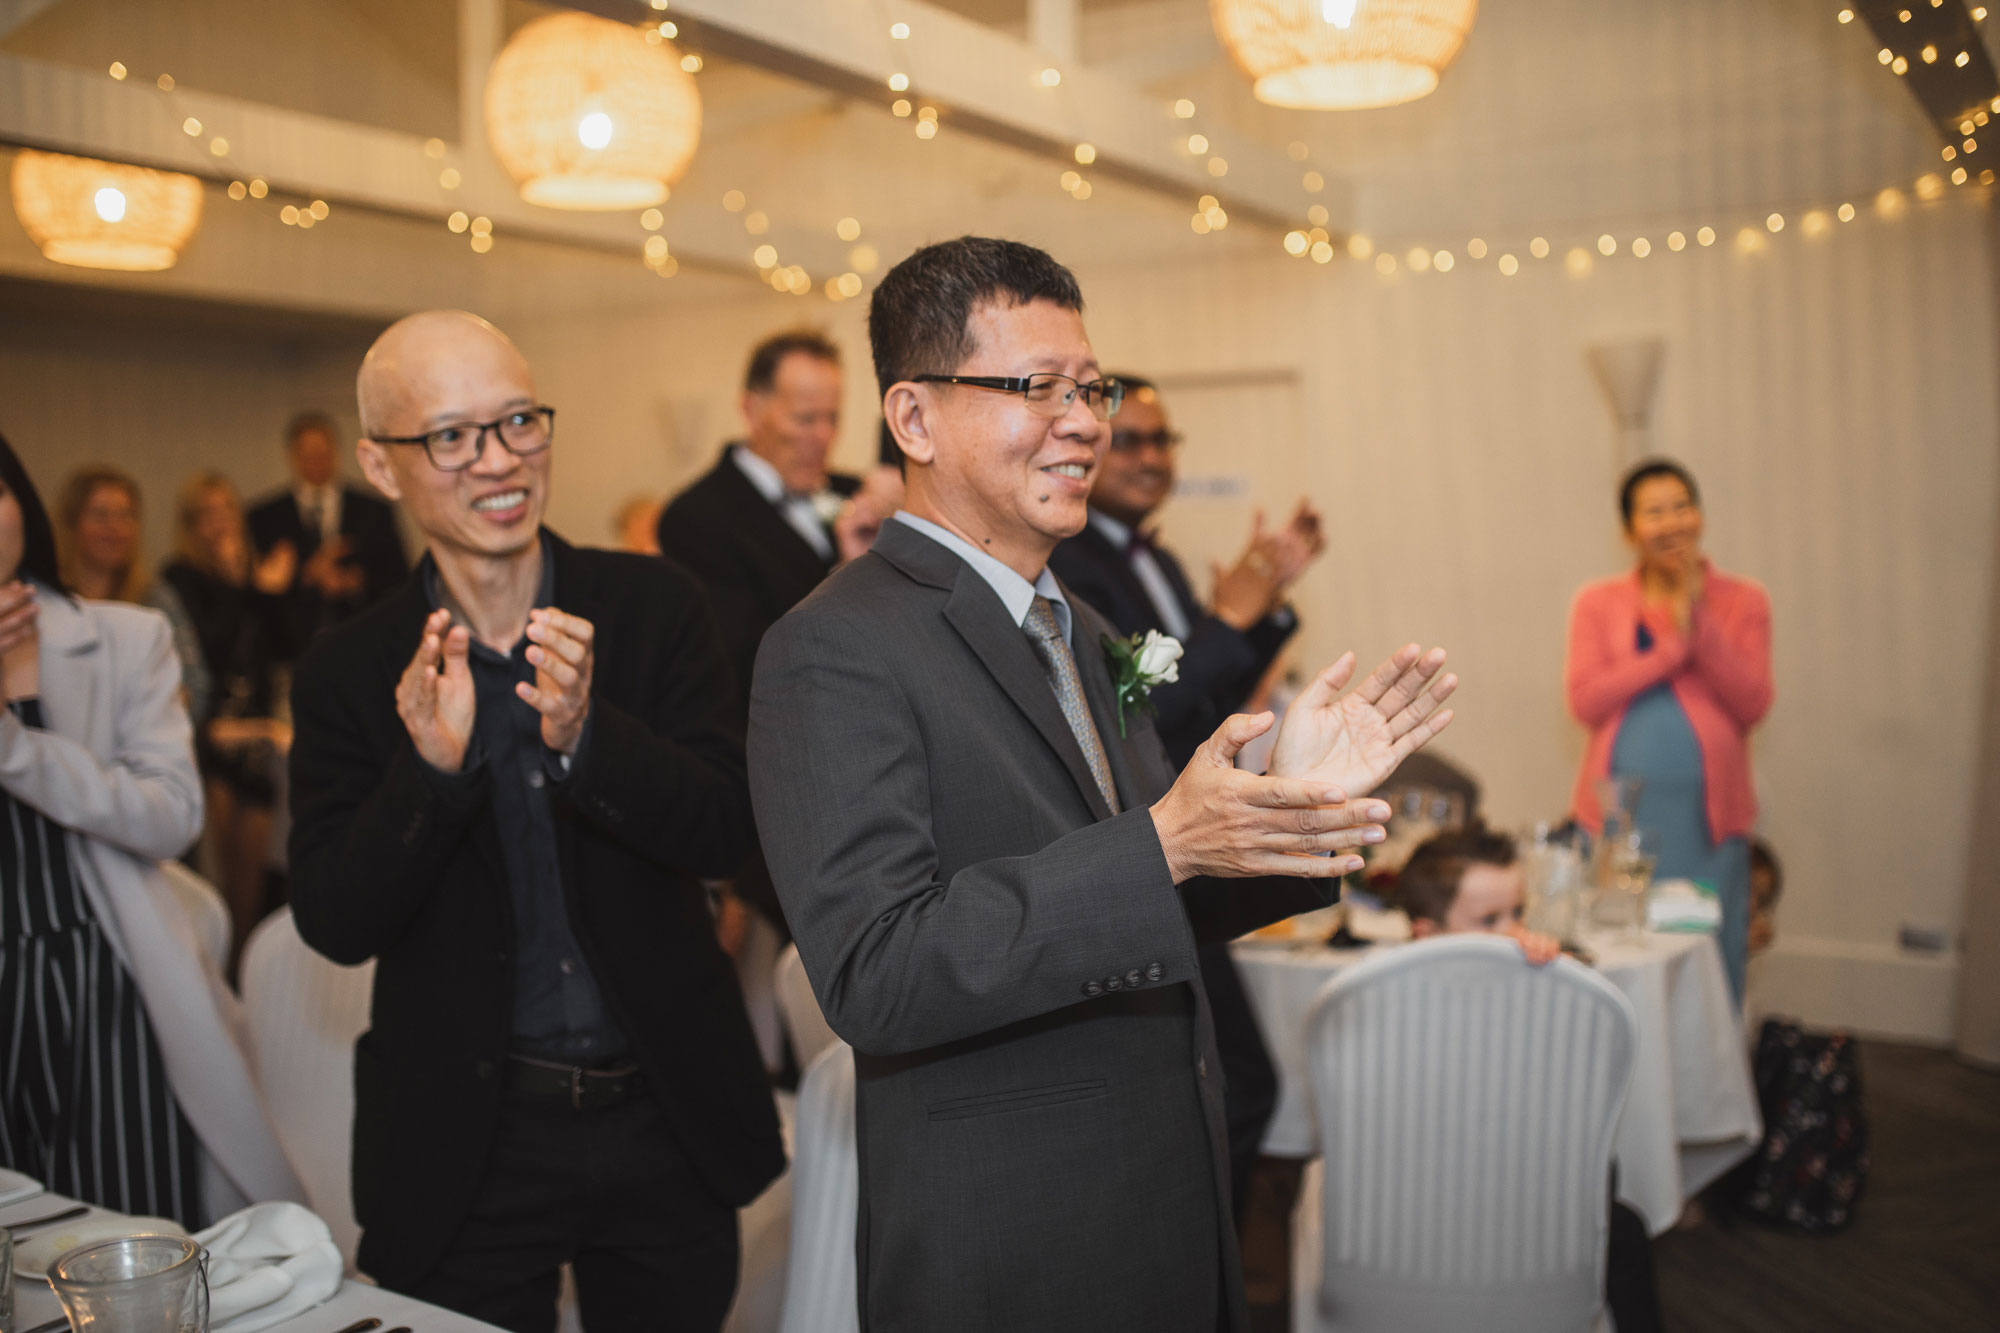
[93,187,126,223]
[577,112,614,150]
[1323,0,1358,29]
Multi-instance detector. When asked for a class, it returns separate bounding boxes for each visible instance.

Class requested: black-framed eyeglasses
[1109,428,1183,453]
[913,373,1124,421]
[371,407,556,472]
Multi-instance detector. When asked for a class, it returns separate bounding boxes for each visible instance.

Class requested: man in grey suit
[748,237,1457,1332]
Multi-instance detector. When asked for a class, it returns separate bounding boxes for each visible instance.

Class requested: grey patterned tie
[1023,596,1120,813]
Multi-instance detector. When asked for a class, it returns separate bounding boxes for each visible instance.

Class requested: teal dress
[1610,624,1750,1006]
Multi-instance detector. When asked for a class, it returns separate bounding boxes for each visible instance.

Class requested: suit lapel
[32,589,104,756]
[1150,545,1204,628]
[716,448,836,586]
[939,577,1115,823]
[1069,594,1154,809]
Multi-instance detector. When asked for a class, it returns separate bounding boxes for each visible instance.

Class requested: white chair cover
[775,1042,858,1333]
[774,943,839,1073]
[1292,935,1637,1333]
[237,907,374,1268]
[158,859,231,975]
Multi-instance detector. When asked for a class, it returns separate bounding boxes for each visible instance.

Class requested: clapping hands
[1211,499,1325,630]
[1266,645,1457,799]
[398,608,475,773]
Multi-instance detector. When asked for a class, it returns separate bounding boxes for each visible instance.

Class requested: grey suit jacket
[749,520,1328,1333]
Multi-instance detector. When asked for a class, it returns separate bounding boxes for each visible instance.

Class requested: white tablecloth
[1231,928,1763,1235]
[3,1191,506,1333]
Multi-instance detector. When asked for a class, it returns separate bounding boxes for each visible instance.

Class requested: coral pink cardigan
[1566,563,1773,842]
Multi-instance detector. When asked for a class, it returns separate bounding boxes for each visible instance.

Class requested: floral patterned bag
[1727,1020,1870,1233]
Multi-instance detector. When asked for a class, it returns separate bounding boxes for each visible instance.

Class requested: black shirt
[420,541,625,1063]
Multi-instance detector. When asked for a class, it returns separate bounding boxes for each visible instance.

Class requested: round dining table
[1231,926,1764,1235]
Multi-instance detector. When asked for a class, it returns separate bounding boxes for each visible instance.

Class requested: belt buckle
[570,1066,585,1111]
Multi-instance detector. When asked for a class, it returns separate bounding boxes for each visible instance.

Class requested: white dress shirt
[294,483,342,545]
[732,445,835,562]
[889,511,1073,643]
[1086,510,1193,641]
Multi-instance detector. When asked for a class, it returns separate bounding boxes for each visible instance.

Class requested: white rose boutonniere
[1101,629,1183,738]
[809,490,847,525]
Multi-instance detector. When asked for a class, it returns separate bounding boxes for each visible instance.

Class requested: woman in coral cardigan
[1566,459,1773,1004]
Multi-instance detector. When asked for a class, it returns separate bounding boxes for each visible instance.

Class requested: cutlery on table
[330,1321,383,1333]
[5,1203,89,1233]
[22,1316,72,1333]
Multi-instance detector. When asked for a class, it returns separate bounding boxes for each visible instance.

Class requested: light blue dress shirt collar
[890,510,1072,641]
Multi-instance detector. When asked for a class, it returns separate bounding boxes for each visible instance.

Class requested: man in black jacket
[1049,375,1324,1223]
[288,310,781,1332]
[656,330,900,938]
[247,411,410,647]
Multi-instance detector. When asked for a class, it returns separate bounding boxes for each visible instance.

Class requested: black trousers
[402,1084,739,1333]
[1198,940,1279,1224]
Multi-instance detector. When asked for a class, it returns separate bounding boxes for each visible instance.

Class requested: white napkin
[194,1201,343,1333]
[1647,877,1722,932]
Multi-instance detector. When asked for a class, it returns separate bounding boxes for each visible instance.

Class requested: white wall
[1075,195,1997,1044]
[0,314,372,563]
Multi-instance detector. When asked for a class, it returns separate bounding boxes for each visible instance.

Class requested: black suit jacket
[287,532,784,1290]
[248,485,410,645]
[656,445,860,695]
[656,446,858,931]
[750,521,1328,1332]
[1049,517,1295,766]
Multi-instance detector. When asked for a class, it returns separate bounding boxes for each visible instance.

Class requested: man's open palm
[1266,644,1457,797]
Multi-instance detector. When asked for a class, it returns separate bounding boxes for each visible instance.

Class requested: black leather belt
[503,1054,644,1110]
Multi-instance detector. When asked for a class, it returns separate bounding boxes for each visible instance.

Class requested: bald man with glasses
[287,310,781,1332]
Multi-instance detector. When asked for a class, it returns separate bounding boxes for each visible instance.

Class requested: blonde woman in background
[57,465,214,720]
[158,471,296,968]
[56,464,147,602]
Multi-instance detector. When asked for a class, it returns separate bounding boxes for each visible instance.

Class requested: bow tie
[1124,527,1160,559]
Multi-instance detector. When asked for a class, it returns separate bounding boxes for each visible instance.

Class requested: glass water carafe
[48,1235,208,1333]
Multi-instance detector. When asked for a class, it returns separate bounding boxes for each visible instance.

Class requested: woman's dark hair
[1395,823,1518,926]
[868,236,1084,396]
[1749,837,1783,905]
[1618,457,1700,525]
[0,431,67,593]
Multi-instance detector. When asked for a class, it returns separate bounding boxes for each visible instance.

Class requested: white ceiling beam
[597,0,1350,231]
[0,0,62,41]
[0,51,851,275]
[1028,0,1080,67]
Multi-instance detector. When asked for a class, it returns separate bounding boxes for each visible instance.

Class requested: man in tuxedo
[749,237,1458,1332]
[288,311,782,1332]
[657,330,901,938]
[248,411,410,646]
[1049,376,1325,1221]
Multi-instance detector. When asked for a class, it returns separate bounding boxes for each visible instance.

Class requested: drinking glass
[1595,830,1659,941]
[48,1234,208,1333]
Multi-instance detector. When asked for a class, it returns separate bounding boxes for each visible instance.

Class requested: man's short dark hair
[745,329,840,394]
[1618,457,1700,526]
[287,411,339,448]
[1395,824,1517,926]
[867,236,1084,396]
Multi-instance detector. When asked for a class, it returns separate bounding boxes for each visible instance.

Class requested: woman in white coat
[0,433,301,1223]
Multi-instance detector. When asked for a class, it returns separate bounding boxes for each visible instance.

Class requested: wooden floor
[1246,1040,2000,1332]
[1652,1041,2000,1332]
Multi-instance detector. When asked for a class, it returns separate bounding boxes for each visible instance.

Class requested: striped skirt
[2,919,202,1224]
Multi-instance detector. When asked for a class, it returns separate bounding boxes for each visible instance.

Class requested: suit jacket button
[1146,963,1164,982]
[1105,975,1123,991]
[1082,981,1103,997]
[1197,1056,1209,1081]
[1125,969,1143,988]
[476,1060,496,1080]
